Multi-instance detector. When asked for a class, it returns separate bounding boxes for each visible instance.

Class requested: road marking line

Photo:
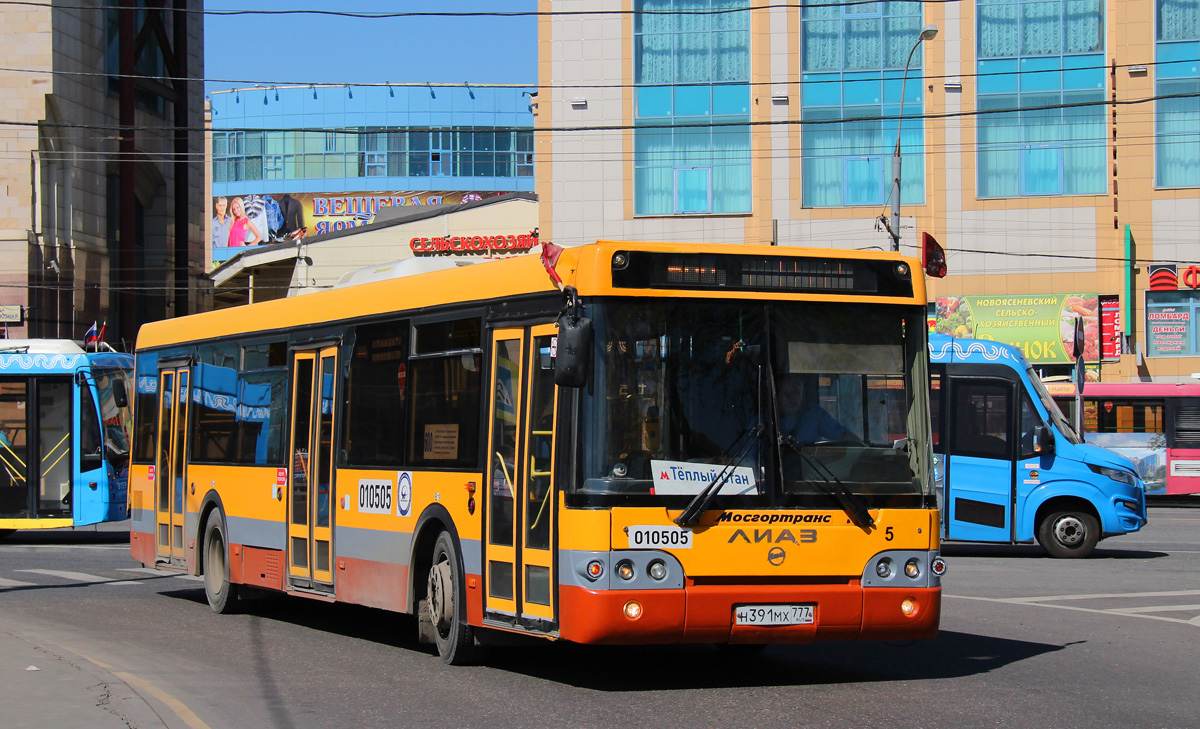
[1108,604,1200,614]
[68,649,214,729]
[0,576,36,588]
[947,595,1200,627]
[1004,589,1200,603]
[117,567,203,582]
[16,569,138,585]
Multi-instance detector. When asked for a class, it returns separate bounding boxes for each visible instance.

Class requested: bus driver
[777,374,858,445]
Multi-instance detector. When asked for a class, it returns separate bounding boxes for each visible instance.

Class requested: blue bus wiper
[779,435,875,530]
[675,424,764,528]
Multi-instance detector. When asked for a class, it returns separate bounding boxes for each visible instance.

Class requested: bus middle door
[287,346,337,592]
[946,376,1017,543]
[483,325,558,633]
[155,367,190,563]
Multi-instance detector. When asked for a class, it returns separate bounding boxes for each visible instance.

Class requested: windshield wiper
[778,436,875,530]
[675,424,764,528]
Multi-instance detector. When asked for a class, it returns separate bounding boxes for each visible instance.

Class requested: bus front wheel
[203,510,239,613]
[426,530,481,665]
[1037,510,1099,559]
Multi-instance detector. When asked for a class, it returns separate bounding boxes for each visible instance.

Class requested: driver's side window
[79,383,103,469]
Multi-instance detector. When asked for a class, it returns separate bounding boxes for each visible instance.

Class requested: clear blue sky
[203,1,537,94]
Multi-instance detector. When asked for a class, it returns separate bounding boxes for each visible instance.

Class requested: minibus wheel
[1037,510,1099,559]
[203,509,239,613]
[427,530,481,665]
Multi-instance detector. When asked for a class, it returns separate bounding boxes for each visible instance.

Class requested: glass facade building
[975,0,1107,198]
[1156,0,1200,188]
[801,0,929,207]
[209,85,536,196]
[633,0,752,215]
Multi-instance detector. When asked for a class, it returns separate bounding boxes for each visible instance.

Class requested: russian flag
[83,321,99,347]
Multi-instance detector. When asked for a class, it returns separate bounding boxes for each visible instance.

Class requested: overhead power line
[5,90,1196,136]
[0,56,1175,92]
[0,1,965,18]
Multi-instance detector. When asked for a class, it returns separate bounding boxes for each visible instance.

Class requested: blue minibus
[0,340,134,537]
[929,335,1146,557]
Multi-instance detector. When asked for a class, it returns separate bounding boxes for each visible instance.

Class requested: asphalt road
[1,508,1198,729]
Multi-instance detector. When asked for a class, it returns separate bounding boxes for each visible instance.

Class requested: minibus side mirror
[1033,424,1055,456]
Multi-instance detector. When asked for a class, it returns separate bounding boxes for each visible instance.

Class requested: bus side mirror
[1033,425,1055,456]
[554,314,592,388]
[112,379,128,409]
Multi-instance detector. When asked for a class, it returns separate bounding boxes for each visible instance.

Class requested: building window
[1156,0,1200,188]
[801,0,928,207]
[359,131,387,177]
[976,0,1106,198]
[1146,289,1199,357]
[633,0,751,216]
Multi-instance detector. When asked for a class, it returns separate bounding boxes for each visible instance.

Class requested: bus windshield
[1026,369,1081,445]
[575,298,931,509]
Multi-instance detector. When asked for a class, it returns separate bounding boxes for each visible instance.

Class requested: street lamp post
[890,24,938,252]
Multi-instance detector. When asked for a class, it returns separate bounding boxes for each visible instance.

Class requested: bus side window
[80,383,103,472]
[951,381,1010,459]
[1019,396,1040,459]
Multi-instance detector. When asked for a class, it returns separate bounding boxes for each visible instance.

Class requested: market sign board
[934,293,1100,364]
[210,190,515,263]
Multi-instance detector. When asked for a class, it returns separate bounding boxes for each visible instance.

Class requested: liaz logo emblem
[727,528,817,544]
[767,547,786,566]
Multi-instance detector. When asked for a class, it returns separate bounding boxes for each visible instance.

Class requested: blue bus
[0,340,134,537]
[929,335,1146,557]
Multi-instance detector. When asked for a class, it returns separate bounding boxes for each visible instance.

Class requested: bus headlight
[616,560,635,581]
[931,556,947,576]
[904,558,921,579]
[585,560,604,581]
[1088,464,1136,488]
[648,560,667,581]
[875,558,893,579]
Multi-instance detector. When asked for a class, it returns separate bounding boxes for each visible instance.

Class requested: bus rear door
[483,324,558,633]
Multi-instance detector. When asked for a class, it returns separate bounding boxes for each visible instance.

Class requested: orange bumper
[558,583,940,645]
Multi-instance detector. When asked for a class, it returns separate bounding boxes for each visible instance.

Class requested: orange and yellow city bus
[129,241,942,663]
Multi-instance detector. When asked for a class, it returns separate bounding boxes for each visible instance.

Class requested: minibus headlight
[1088,464,1136,488]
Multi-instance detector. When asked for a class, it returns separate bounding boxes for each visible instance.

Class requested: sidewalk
[0,629,169,729]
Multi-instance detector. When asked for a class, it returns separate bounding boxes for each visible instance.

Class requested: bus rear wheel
[426,530,481,665]
[203,509,239,613]
[1037,509,1099,559]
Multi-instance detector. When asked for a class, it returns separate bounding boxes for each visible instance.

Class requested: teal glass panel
[712,84,749,114]
[674,85,711,116]
[637,86,673,118]
[979,59,1019,94]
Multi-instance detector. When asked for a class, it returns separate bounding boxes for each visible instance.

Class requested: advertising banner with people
[211,190,512,263]
[934,293,1100,364]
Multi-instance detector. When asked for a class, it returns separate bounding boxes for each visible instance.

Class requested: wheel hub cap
[1054,516,1085,546]
[427,560,453,630]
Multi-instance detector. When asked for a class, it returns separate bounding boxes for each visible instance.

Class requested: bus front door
[945,377,1017,543]
[483,325,558,633]
[287,347,337,591]
[155,368,190,562]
